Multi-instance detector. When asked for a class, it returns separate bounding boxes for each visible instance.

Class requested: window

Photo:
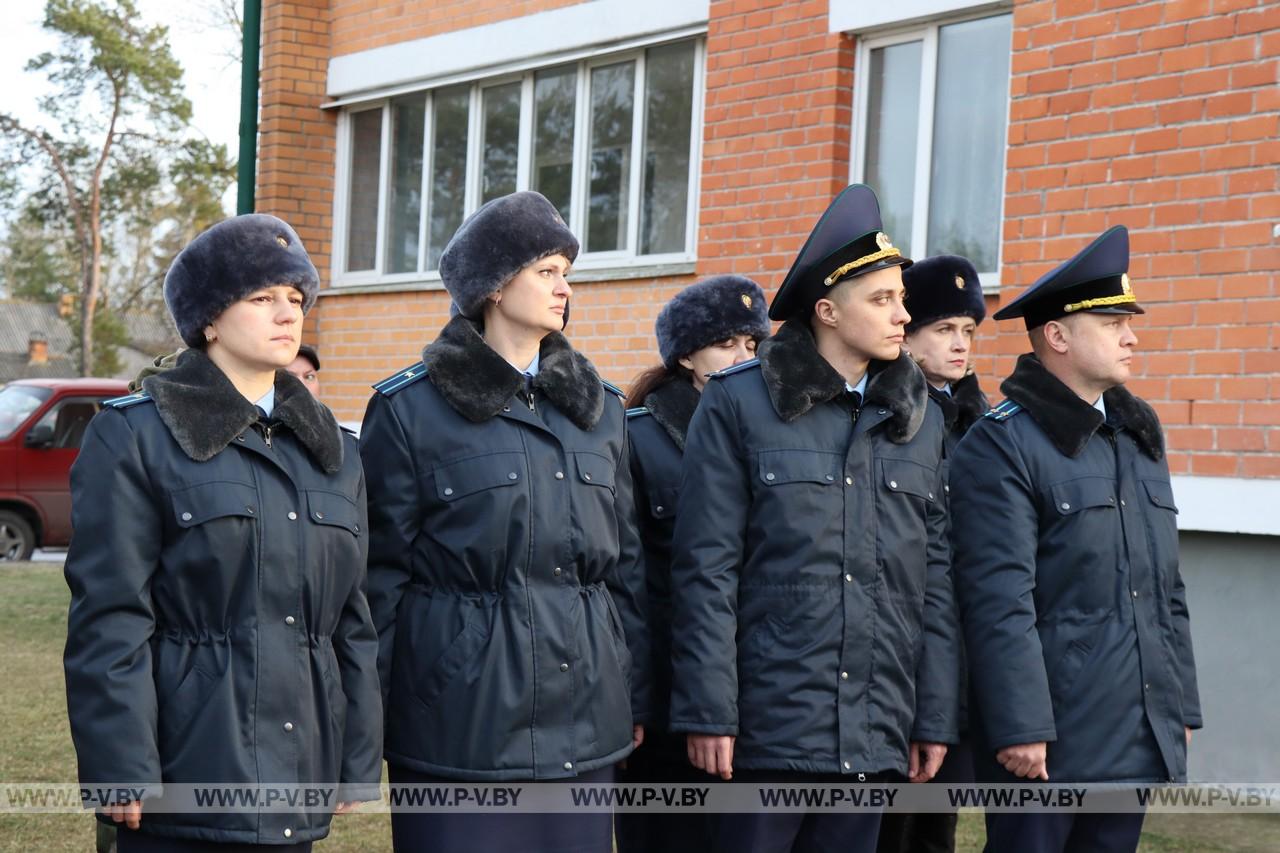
[28,398,104,450]
[853,13,1012,281]
[335,38,703,283]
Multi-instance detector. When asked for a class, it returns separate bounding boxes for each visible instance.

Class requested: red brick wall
[330,0,586,57]
[995,0,1279,477]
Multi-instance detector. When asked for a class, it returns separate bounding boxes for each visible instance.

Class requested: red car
[0,377,129,560]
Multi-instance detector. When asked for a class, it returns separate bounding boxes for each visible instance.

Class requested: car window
[0,385,54,441]
[30,397,106,450]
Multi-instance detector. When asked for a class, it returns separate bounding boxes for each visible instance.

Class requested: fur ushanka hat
[656,275,771,369]
[902,254,986,334]
[439,191,580,319]
[163,213,319,348]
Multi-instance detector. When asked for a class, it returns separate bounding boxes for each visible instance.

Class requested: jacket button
[283,722,294,732]
[1108,496,1116,504]
[246,506,255,514]
[858,773,867,782]
[564,762,573,771]
[1120,499,1127,507]
[285,616,295,626]
[825,474,834,482]
[503,406,511,412]
[283,828,292,838]
[555,471,565,480]
[314,511,323,520]
[287,511,297,520]
[560,662,569,672]
[553,567,562,577]
[443,487,454,496]
[181,511,192,522]
[355,524,360,533]
[944,484,950,493]
[582,473,591,481]
[845,477,853,486]
[655,505,665,513]
[843,761,851,770]
[928,492,934,501]
[509,472,519,480]
[1061,502,1071,511]
[840,671,848,680]
[889,481,898,489]
[766,473,776,481]
[1132,590,1139,598]
[236,434,246,442]
[844,574,853,583]
[1144,683,1151,692]
[878,409,887,415]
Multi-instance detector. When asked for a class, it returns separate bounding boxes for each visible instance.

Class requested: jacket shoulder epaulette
[373,361,428,396]
[984,399,1024,421]
[709,358,760,380]
[103,392,153,410]
[601,379,626,399]
[626,406,650,419]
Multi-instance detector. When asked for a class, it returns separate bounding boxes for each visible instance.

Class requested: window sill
[322,261,697,297]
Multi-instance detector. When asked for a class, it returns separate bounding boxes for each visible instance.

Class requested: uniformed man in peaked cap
[668,184,960,853]
[949,226,1201,853]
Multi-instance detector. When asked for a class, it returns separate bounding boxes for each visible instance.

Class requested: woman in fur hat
[619,275,771,853]
[360,191,649,853]
[877,253,990,853]
[63,214,383,851]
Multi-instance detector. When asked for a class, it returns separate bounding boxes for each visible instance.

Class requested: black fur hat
[903,254,986,334]
[163,213,319,348]
[656,275,771,368]
[439,191,579,319]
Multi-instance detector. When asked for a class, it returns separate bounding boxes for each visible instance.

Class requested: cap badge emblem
[875,232,893,251]
[1121,273,1131,295]
[275,235,289,248]
[741,294,753,309]
[955,275,965,290]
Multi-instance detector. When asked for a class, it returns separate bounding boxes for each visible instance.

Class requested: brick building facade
[256,0,1279,776]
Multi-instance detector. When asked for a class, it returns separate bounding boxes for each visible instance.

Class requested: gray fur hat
[656,275,771,368]
[439,191,579,319]
[163,213,319,348]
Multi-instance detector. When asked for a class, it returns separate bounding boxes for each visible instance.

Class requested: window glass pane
[533,66,577,226]
[586,61,635,253]
[386,95,425,274]
[428,85,470,270]
[864,41,921,257]
[927,14,1012,271]
[345,108,382,272]
[482,82,521,204]
[640,41,695,255]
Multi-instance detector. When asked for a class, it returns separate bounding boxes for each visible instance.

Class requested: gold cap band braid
[1062,293,1138,314]
[823,247,904,286]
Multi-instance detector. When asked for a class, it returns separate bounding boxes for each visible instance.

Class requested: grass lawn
[2,561,1276,851]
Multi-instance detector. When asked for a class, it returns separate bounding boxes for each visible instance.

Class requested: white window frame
[331,37,705,290]
[850,10,1011,291]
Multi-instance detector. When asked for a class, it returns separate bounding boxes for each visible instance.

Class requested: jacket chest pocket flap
[574,451,616,492]
[171,480,259,527]
[306,490,361,534]
[434,451,526,501]
[880,458,936,501]
[757,449,842,486]
[1050,477,1117,515]
[1142,479,1178,513]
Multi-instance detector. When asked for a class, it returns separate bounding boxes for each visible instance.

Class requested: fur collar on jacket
[422,314,606,431]
[929,371,989,436]
[142,348,344,472]
[757,319,928,444]
[641,378,701,451]
[1000,353,1164,460]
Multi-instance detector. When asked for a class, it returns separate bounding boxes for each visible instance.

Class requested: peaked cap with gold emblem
[994,225,1143,329]
[769,183,913,321]
[655,274,771,368]
[163,213,320,348]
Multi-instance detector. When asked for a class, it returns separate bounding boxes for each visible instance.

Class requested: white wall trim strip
[327,0,710,104]
[829,0,1009,34]
[1171,475,1280,537]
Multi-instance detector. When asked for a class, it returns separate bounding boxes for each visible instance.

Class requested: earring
[205,333,216,343]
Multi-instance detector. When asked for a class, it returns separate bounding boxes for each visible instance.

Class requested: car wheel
[0,511,36,561]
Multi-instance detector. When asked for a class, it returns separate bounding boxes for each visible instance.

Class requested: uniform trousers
[709,770,894,853]
[388,762,615,853]
[983,812,1145,853]
[614,730,715,853]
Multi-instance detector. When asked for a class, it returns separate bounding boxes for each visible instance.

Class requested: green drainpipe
[236,0,263,215]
